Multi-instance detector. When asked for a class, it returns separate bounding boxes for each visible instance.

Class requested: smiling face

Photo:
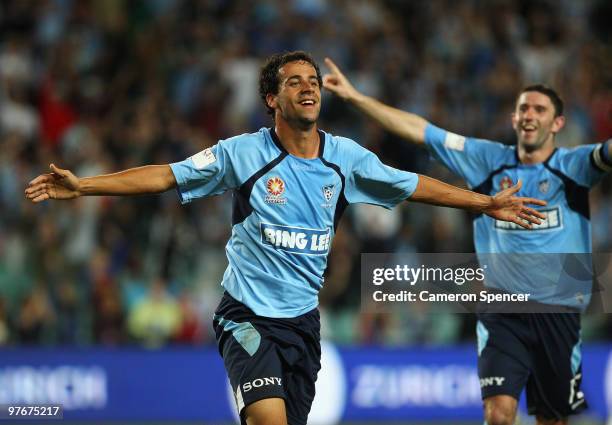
[266,60,321,130]
[512,91,565,152]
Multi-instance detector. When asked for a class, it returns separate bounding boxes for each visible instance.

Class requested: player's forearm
[79,165,177,196]
[409,174,491,212]
[350,92,428,145]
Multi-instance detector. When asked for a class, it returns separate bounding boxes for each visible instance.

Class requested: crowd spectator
[127,278,181,348]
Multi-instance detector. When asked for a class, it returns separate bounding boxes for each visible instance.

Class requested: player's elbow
[144,165,177,194]
[162,172,177,192]
[402,116,428,146]
[157,165,177,192]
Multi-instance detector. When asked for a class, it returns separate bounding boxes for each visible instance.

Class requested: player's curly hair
[518,84,564,117]
[259,51,323,117]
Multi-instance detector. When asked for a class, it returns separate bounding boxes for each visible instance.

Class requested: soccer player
[25,51,545,425]
[323,58,612,425]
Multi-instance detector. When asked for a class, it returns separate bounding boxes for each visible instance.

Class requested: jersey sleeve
[170,141,239,204]
[344,141,419,209]
[558,141,612,188]
[424,124,508,188]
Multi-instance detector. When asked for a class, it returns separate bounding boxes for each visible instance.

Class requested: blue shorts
[477,313,587,419]
[213,292,321,425]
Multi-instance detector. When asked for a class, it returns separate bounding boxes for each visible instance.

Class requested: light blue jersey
[425,124,611,308]
[171,128,418,317]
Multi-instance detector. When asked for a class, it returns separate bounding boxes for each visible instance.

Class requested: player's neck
[518,139,555,165]
[274,120,320,159]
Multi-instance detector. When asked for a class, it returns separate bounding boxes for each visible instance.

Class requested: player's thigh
[213,297,286,419]
[526,313,586,419]
[244,397,287,425]
[477,316,531,401]
[220,332,286,418]
[284,316,321,425]
[284,369,318,425]
[483,394,518,425]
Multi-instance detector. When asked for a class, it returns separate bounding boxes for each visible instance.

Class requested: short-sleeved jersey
[425,124,611,308]
[171,127,418,318]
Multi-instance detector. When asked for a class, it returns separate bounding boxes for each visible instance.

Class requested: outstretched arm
[323,57,428,145]
[410,175,547,229]
[25,163,176,203]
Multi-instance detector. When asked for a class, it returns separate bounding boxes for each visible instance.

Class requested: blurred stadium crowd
[0,0,611,348]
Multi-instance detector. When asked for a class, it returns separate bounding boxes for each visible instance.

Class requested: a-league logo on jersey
[265,177,287,205]
[267,177,285,196]
[500,176,513,190]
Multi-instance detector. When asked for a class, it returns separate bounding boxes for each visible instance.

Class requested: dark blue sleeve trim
[318,132,347,231]
[601,140,612,166]
[543,163,590,219]
[232,151,287,225]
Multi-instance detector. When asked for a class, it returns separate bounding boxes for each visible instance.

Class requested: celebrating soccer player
[26,51,546,425]
[323,57,612,425]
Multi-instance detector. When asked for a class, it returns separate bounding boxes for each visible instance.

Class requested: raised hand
[25,164,81,203]
[322,57,360,101]
[484,180,547,229]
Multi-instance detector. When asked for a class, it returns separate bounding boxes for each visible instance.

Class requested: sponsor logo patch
[261,223,331,255]
[191,147,216,169]
[480,376,506,388]
[242,376,282,393]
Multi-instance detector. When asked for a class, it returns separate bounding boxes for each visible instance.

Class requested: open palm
[485,180,547,229]
[25,164,81,203]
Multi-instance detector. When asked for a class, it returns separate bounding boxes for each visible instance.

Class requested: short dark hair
[518,84,564,117]
[259,51,323,116]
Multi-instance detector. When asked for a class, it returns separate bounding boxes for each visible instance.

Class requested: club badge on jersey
[500,176,513,190]
[321,184,335,208]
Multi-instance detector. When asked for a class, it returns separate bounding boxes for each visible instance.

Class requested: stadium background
[1,0,611,423]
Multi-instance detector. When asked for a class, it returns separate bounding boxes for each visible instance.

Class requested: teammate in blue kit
[25,51,545,425]
[323,58,612,425]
